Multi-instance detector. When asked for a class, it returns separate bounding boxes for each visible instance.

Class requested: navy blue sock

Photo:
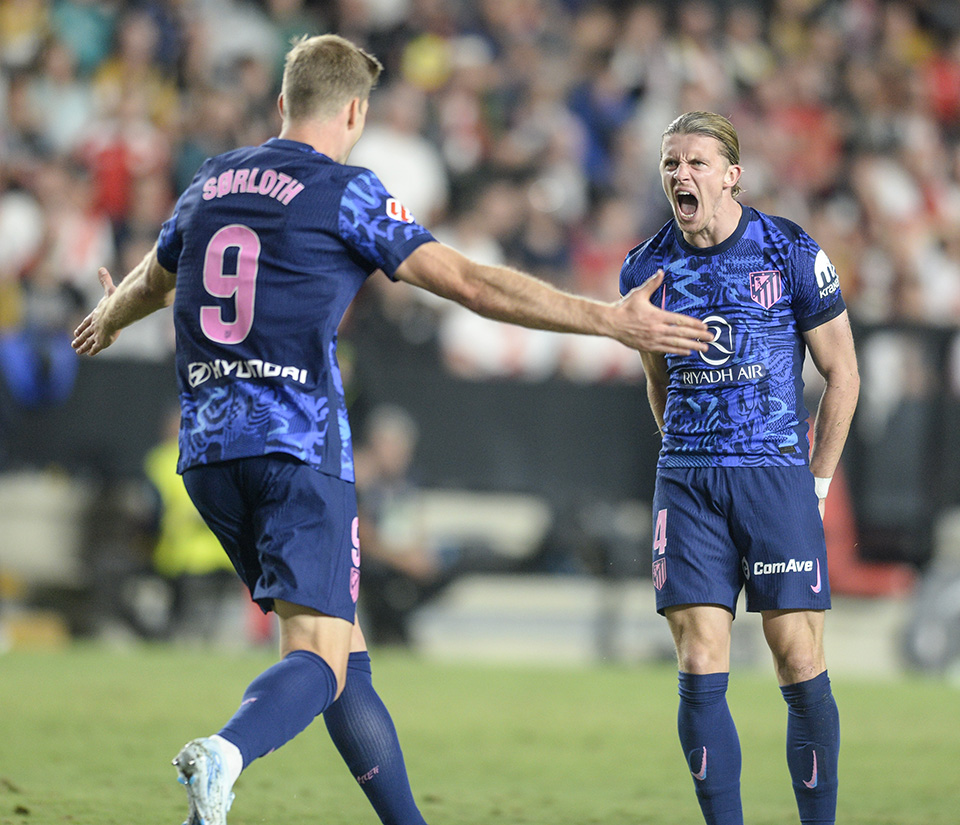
[323,652,428,825]
[677,671,743,825]
[780,671,840,825]
[219,649,338,768]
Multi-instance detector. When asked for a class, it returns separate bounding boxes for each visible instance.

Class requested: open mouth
[676,192,698,218]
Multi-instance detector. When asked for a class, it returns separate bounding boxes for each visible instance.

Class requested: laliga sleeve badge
[386,198,415,223]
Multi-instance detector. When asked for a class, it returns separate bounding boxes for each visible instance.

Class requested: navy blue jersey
[156,137,435,480]
[619,207,845,468]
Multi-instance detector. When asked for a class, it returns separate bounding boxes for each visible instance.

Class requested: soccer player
[619,111,859,825]
[72,35,711,825]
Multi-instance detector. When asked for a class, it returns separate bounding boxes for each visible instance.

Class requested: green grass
[1,644,957,824]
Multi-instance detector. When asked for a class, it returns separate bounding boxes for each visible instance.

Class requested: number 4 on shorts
[654,508,667,556]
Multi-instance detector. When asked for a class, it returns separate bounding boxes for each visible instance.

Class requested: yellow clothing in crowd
[144,440,233,578]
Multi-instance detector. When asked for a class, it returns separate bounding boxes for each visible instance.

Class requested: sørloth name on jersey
[188,358,308,388]
[202,167,305,205]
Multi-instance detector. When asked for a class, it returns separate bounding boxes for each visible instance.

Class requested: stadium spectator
[78,87,172,229]
[185,0,281,85]
[0,164,45,286]
[432,34,497,176]
[48,0,115,78]
[353,404,460,647]
[90,8,179,131]
[4,69,48,164]
[0,0,48,71]
[143,406,243,645]
[669,0,733,110]
[31,158,115,307]
[349,79,450,225]
[25,38,94,156]
[0,247,83,408]
[721,2,776,93]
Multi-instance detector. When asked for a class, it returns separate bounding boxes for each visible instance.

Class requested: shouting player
[620,111,859,825]
[72,35,711,825]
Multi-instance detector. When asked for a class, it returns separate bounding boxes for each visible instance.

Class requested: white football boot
[172,738,236,825]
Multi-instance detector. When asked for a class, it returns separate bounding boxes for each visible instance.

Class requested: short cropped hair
[281,34,383,122]
[662,111,742,198]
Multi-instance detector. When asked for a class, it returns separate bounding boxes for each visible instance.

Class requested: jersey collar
[263,137,333,161]
[673,206,752,257]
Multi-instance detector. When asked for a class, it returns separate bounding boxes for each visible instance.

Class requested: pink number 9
[200,224,260,344]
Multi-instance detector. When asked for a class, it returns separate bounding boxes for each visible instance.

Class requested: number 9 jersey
[156,137,436,481]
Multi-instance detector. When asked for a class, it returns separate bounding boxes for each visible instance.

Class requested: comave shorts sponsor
[749,558,815,578]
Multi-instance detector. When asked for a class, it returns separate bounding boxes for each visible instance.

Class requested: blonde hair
[662,111,743,198]
[281,34,383,122]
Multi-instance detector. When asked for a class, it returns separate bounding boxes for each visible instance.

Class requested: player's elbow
[449,259,494,314]
[848,368,861,399]
[401,243,487,309]
[824,363,860,406]
[145,259,177,305]
[835,363,860,395]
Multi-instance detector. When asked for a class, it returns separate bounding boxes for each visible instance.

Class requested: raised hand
[617,270,712,355]
[72,267,119,356]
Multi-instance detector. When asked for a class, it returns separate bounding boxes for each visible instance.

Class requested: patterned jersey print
[157,138,435,480]
[619,207,845,468]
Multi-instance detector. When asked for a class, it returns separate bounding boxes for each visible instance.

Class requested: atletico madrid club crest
[749,270,782,309]
[652,558,667,591]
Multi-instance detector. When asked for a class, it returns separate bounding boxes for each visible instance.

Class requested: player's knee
[678,652,728,674]
[676,640,730,674]
[670,620,732,673]
[282,642,349,698]
[278,638,350,698]
[771,648,825,685]
[331,660,348,700]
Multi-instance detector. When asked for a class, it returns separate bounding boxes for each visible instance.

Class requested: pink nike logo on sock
[691,746,707,781]
[810,559,822,594]
[803,750,818,789]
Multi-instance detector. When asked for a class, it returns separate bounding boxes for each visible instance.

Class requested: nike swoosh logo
[691,746,707,781]
[803,750,818,789]
[810,559,822,594]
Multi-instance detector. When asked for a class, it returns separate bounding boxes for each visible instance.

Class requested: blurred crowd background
[4,0,960,364]
[3,0,960,665]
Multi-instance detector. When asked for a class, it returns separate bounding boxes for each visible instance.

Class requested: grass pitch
[1,644,957,824]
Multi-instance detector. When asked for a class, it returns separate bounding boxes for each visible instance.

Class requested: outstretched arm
[394,242,711,355]
[72,244,176,356]
[803,310,860,512]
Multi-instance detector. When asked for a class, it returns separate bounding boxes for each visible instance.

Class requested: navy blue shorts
[183,454,360,621]
[650,465,830,616]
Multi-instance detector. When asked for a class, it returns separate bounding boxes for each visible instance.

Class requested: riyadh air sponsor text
[685,314,766,385]
[679,363,767,385]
